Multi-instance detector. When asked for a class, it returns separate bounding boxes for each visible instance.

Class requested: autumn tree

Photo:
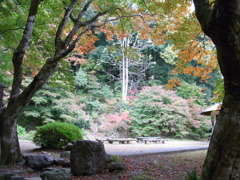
[0,0,143,165]
[192,0,240,179]
[96,33,154,102]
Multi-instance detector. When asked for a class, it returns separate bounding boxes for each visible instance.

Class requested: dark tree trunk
[202,97,240,179]
[193,0,240,179]
[0,114,21,164]
[201,44,240,179]
[0,59,60,165]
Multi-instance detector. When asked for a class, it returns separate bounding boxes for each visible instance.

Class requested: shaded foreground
[1,142,207,179]
[73,150,207,180]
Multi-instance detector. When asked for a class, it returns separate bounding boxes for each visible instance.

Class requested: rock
[70,140,110,176]
[107,162,126,172]
[53,158,70,167]
[40,168,71,180]
[62,161,71,167]
[60,151,70,159]
[0,170,27,180]
[0,173,13,180]
[64,143,74,151]
[24,154,54,170]
[10,176,25,180]
[26,168,35,173]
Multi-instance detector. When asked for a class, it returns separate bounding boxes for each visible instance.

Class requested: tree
[97,33,154,102]
[193,0,240,179]
[0,0,139,165]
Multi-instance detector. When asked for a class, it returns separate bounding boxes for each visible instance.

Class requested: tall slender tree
[193,0,240,179]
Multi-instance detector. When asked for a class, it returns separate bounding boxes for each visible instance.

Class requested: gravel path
[20,139,209,156]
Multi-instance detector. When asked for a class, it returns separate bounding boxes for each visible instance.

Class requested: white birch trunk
[120,37,130,102]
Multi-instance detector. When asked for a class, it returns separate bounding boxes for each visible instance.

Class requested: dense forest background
[0,0,223,142]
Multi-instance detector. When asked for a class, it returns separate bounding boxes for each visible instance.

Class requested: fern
[23,110,40,118]
[32,96,48,105]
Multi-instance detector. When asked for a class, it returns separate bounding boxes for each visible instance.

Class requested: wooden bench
[136,137,167,144]
[96,139,108,143]
[107,138,137,144]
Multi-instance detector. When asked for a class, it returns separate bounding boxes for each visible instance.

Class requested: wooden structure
[97,138,137,144]
[200,103,222,134]
[96,137,167,144]
[136,137,166,144]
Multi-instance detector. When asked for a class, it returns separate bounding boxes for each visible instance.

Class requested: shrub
[110,155,123,163]
[130,86,190,138]
[176,81,206,106]
[33,122,83,149]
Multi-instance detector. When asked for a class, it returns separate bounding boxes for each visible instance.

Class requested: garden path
[20,139,209,155]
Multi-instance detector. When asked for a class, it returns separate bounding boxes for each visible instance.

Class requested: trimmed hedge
[33,122,83,149]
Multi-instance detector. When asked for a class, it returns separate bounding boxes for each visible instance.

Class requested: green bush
[130,86,190,137]
[129,86,211,139]
[176,81,206,106]
[110,155,123,163]
[33,122,83,149]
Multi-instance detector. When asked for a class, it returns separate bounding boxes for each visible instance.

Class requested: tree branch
[77,0,94,20]
[63,5,110,49]
[55,0,77,50]
[0,28,25,35]
[10,0,42,102]
[54,26,91,61]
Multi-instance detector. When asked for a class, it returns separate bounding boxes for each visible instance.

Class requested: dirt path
[104,139,208,156]
[20,139,209,155]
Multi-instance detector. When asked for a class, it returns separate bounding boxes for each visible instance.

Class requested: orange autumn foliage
[165,77,182,90]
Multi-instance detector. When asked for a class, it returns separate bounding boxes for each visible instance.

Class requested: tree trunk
[0,114,21,165]
[201,39,240,179]
[202,93,240,179]
[192,1,240,179]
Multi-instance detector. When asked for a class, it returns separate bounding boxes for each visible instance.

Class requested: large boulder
[41,168,71,180]
[24,154,54,170]
[69,140,110,176]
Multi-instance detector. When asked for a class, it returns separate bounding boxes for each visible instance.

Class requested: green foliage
[159,44,178,65]
[110,155,123,164]
[17,125,26,136]
[146,45,175,85]
[130,86,190,138]
[19,130,36,141]
[74,68,88,88]
[33,122,83,149]
[18,85,87,129]
[129,86,211,139]
[176,81,206,106]
[212,78,224,102]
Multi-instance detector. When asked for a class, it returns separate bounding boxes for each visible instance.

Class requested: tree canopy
[0,3,225,180]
